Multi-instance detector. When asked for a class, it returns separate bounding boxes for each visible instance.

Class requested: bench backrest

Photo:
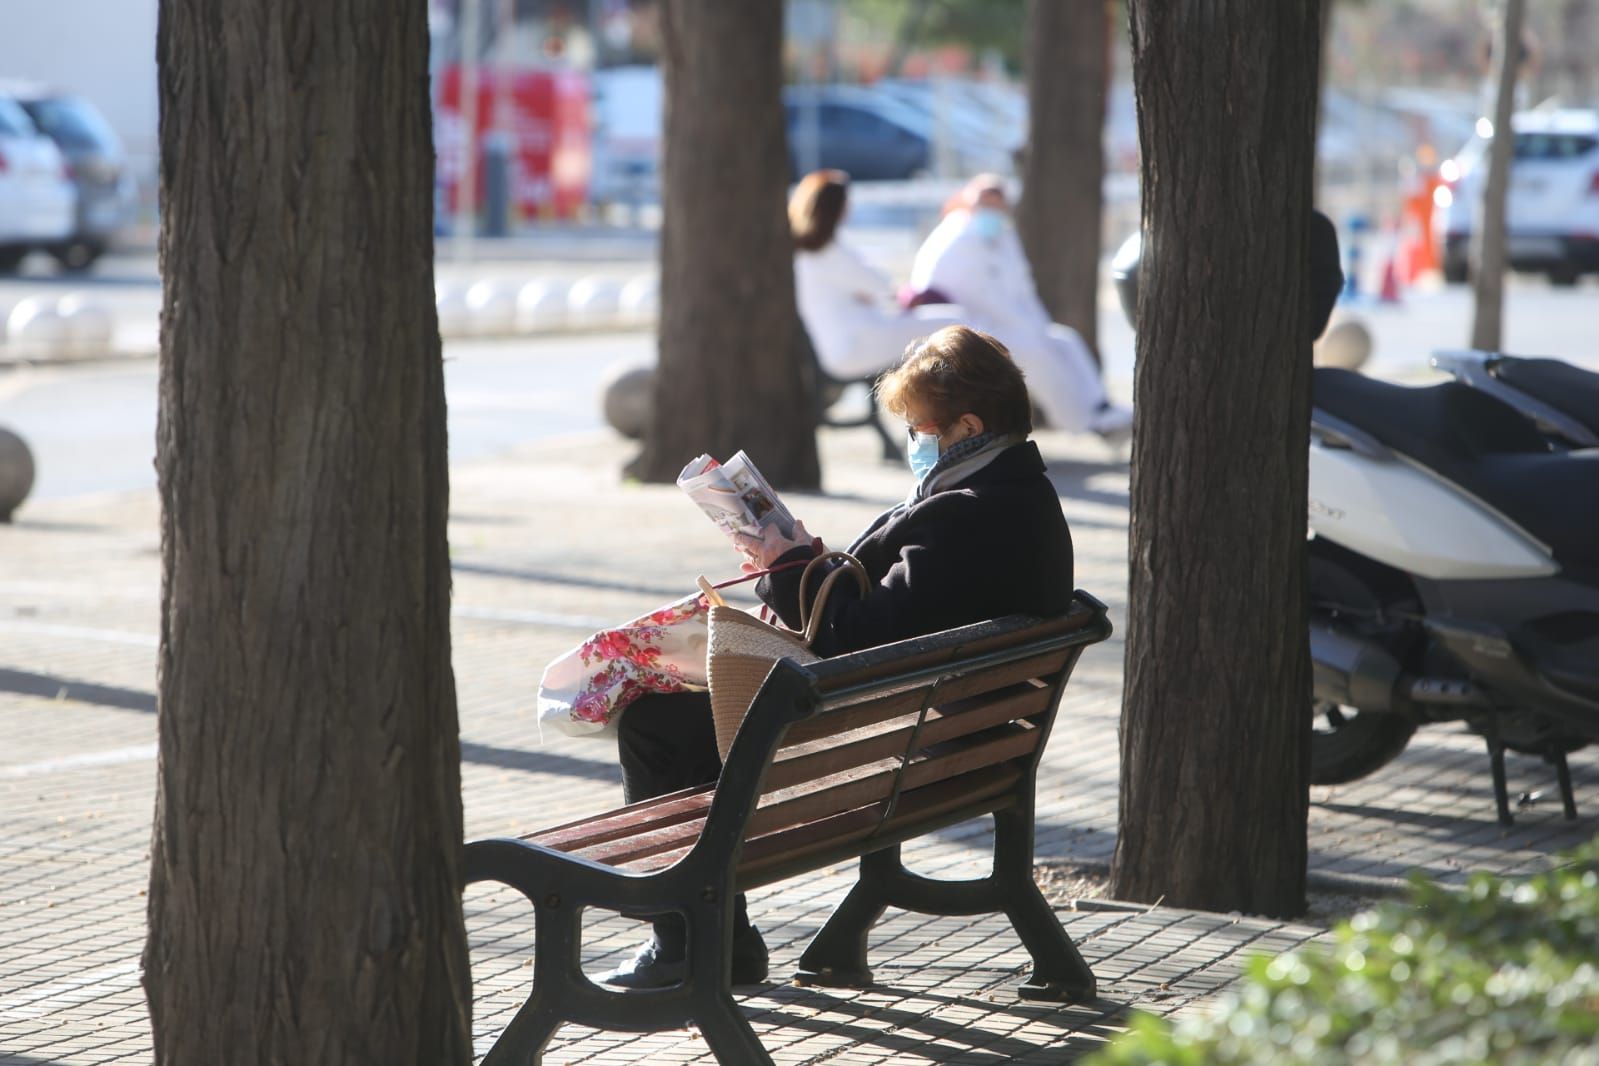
[541,594,1112,882]
[725,594,1111,888]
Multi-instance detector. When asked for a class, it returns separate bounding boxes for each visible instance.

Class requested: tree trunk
[1015,0,1109,358]
[144,1,472,1062]
[630,0,821,489]
[1470,0,1526,352]
[1111,0,1320,919]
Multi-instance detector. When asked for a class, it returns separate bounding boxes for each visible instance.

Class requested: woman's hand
[733,520,818,572]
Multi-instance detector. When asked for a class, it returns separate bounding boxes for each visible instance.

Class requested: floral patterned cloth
[537,593,715,738]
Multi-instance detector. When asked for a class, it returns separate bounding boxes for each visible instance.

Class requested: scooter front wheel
[1310,700,1416,785]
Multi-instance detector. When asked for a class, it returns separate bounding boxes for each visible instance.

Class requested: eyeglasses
[904,419,941,437]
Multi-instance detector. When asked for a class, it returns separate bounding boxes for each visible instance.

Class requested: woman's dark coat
[756,440,1074,658]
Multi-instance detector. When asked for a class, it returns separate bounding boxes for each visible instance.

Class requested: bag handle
[695,576,728,608]
[694,555,812,611]
[798,551,870,646]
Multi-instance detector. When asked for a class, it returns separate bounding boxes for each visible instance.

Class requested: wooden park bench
[802,322,905,463]
[465,591,1112,1065]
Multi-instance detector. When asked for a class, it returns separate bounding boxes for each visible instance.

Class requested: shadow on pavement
[747,979,1127,1064]
[452,560,687,600]
[0,667,154,713]
[460,740,621,785]
[4,518,114,534]
[0,668,624,785]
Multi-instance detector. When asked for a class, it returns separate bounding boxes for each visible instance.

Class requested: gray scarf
[908,432,1025,504]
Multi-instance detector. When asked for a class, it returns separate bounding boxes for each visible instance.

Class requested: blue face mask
[907,430,941,482]
[970,208,1006,240]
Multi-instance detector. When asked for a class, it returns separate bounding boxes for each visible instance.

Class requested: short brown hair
[876,325,1033,436]
[789,169,848,252]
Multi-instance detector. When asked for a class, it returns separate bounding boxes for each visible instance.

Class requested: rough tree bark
[630,0,821,488]
[143,1,472,1062]
[1470,0,1526,352]
[1015,0,1109,358]
[1112,0,1320,918]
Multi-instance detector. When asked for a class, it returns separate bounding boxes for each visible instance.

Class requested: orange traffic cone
[1379,254,1403,304]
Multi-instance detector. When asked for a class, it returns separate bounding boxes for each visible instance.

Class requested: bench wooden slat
[780,686,929,746]
[804,610,1094,694]
[764,681,1053,791]
[527,684,1053,860]
[526,785,715,852]
[736,762,1023,876]
[573,724,1042,869]
[616,763,1024,876]
[752,718,1040,837]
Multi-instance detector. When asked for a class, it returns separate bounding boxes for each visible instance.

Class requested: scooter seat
[1313,369,1599,568]
[1492,357,1599,437]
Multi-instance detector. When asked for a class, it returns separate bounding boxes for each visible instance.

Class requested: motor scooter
[1430,349,1599,449]
[1308,358,1599,824]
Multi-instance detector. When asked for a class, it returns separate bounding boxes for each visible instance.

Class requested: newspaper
[677,450,796,543]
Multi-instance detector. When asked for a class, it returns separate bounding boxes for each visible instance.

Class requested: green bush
[1087,837,1599,1066]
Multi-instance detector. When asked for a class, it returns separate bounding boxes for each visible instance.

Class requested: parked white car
[1437,108,1599,286]
[0,93,75,273]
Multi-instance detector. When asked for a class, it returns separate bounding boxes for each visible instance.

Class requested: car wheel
[0,247,26,274]
[1547,266,1580,288]
[51,240,104,274]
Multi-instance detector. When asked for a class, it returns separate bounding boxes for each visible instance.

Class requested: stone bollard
[600,361,655,440]
[55,295,116,358]
[1314,316,1373,372]
[0,426,36,522]
[515,280,569,334]
[465,279,519,336]
[6,299,67,360]
[567,277,623,330]
[435,283,473,338]
[619,274,659,328]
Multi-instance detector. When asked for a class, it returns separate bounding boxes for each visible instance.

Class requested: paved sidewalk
[1,423,1594,1064]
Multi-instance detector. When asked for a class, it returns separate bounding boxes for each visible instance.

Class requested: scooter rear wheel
[1310,701,1416,785]
[1309,539,1421,785]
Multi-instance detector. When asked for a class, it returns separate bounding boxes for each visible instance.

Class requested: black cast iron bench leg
[795,802,1096,1002]
[481,893,574,1065]
[467,838,776,1066]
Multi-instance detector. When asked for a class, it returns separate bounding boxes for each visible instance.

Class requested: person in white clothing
[790,170,966,381]
[910,174,1132,438]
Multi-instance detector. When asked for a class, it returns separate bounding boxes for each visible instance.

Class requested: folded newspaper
[677,451,796,543]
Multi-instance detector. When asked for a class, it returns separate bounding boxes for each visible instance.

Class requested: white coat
[795,239,965,381]
[910,211,1121,435]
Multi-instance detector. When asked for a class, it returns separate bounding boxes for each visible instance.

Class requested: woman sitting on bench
[606,324,1077,989]
[790,169,971,382]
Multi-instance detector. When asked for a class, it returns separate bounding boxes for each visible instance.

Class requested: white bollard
[465,279,519,337]
[567,276,624,330]
[618,274,659,328]
[514,279,569,334]
[5,299,68,360]
[55,294,116,357]
[435,282,473,339]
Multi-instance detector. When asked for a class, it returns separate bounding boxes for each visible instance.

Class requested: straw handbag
[697,551,870,759]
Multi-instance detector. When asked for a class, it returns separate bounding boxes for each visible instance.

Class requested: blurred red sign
[437,65,590,222]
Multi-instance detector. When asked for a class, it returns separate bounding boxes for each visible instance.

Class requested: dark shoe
[731,925,769,986]
[601,937,685,990]
[600,927,769,989]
